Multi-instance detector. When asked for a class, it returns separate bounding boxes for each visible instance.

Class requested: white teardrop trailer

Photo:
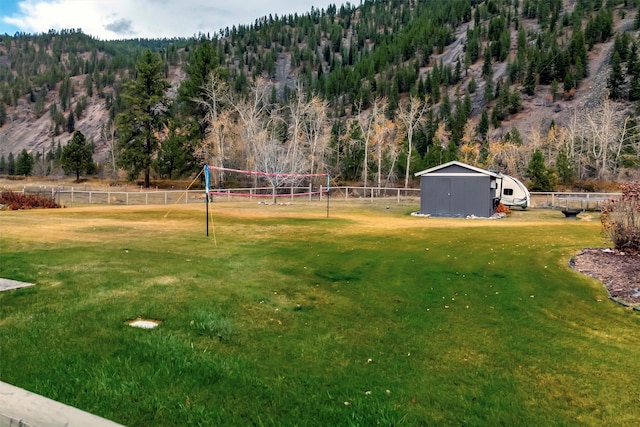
[496,173,531,209]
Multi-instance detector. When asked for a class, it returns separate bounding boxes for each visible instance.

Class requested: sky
[0,0,336,40]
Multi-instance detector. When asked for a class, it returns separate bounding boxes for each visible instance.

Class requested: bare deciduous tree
[254,137,309,203]
[458,120,481,167]
[586,99,620,180]
[303,97,329,176]
[397,95,428,188]
[233,78,272,175]
[100,118,118,181]
[355,97,386,188]
[195,73,233,185]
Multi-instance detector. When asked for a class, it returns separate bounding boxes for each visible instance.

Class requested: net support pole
[326,174,330,218]
[204,165,210,237]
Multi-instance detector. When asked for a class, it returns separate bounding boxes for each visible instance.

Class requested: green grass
[1,203,639,426]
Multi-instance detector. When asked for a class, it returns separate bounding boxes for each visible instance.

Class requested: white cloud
[2,0,334,40]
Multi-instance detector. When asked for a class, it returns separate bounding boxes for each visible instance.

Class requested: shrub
[600,183,640,253]
[0,191,60,210]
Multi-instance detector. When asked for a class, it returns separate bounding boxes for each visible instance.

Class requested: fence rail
[7,186,421,206]
[530,192,621,210]
[5,185,622,209]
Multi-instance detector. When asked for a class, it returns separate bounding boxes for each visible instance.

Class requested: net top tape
[206,166,328,178]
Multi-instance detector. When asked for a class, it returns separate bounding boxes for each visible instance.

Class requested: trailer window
[503,188,514,196]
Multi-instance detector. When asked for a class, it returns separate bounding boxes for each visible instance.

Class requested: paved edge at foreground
[0,381,125,427]
[0,278,35,292]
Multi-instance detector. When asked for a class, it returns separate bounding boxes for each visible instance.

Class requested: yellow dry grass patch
[0,205,202,243]
[0,201,597,246]
[143,275,180,286]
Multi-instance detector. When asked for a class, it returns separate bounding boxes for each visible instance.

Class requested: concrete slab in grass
[0,278,35,292]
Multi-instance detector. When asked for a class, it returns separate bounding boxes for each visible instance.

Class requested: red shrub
[0,191,61,210]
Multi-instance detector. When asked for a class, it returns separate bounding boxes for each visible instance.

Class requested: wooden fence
[530,192,621,210]
[9,185,621,209]
[11,185,421,206]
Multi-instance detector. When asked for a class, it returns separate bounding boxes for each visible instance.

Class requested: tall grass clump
[190,310,235,341]
[601,183,640,253]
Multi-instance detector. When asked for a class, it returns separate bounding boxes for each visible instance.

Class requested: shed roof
[414,161,500,178]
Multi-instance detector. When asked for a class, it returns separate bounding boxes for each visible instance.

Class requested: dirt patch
[571,248,640,309]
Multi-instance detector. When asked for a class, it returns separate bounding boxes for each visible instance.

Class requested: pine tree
[0,102,6,127]
[154,126,196,179]
[508,89,521,114]
[524,63,536,96]
[116,50,170,187]
[477,110,489,141]
[66,110,75,133]
[7,152,15,175]
[15,149,34,176]
[563,71,575,93]
[555,144,574,186]
[629,71,640,101]
[55,141,63,162]
[526,149,554,191]
[627,42,639,76]
[482,46,493,78]
[607,51,625,100]
[178,40,218,117]
[61,131,94,180]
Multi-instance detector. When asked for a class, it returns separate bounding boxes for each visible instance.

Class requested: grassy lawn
[1,202,639,426]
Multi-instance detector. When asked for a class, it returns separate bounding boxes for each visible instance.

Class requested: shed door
[449,178,471,215]
[431,177,453,216]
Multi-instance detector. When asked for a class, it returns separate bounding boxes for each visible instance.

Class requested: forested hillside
[0,0,639,190]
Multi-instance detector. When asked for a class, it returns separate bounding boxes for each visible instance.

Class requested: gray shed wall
[420,175,495,217]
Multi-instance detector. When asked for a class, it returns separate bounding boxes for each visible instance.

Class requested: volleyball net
[204,165,330,199]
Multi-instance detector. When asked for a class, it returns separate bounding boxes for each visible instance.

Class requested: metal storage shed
[414,161,500,217]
